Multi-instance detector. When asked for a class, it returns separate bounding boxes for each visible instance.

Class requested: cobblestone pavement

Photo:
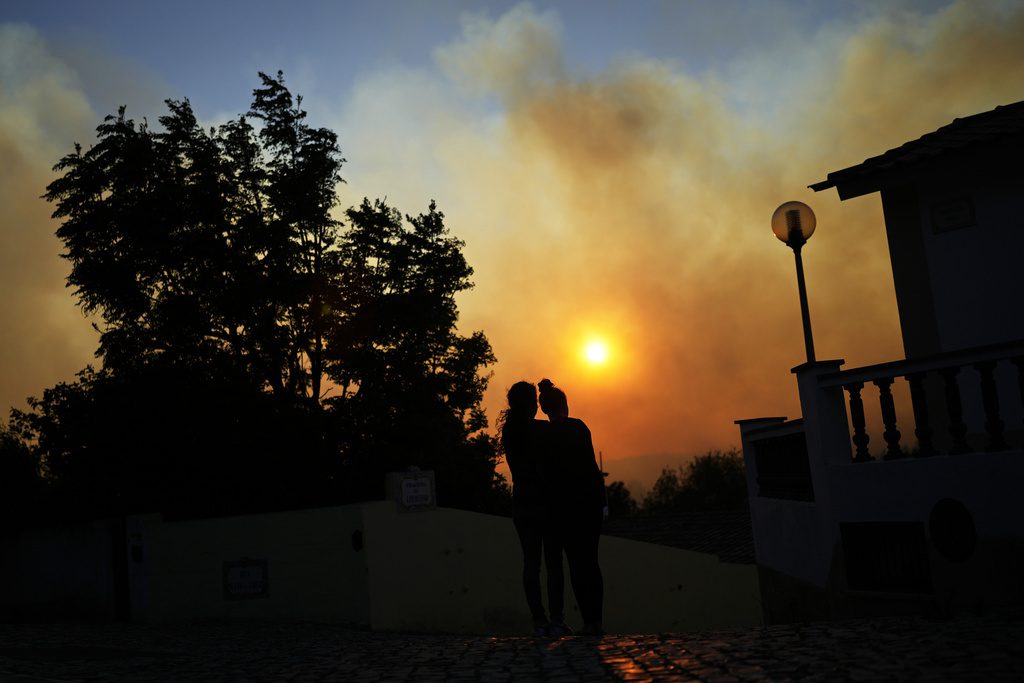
[0,609,1021,682]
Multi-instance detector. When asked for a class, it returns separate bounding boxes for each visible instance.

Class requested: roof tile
[811,99,1024,194]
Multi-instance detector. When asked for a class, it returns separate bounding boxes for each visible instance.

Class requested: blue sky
[2,0,1020,489]
[4,0,953,118]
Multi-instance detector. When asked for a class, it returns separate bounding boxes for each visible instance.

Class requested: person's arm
[580,422,600,474]
[502,429,519,477]
[577,421,607,509]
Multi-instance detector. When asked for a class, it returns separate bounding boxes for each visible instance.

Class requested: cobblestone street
[1,608,1022,682]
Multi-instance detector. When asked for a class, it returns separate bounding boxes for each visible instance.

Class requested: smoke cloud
[0,24,97,419]
[363,0,1024,485]
[4,2,1023,491]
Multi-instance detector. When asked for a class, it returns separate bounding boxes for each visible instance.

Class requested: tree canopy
[43,72,345,401]
[640,449,748,514]
[601,449,749,518]
[5,71,507,524]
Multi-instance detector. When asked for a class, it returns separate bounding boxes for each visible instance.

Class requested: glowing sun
[583,339,610,366]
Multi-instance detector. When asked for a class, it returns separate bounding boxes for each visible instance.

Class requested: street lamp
[772,201,817,364]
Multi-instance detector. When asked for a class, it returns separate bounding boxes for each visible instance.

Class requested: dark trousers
[561,509,604,624]
[513,516,565,623]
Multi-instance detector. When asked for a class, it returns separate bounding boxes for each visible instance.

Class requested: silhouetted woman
[538,378,605,636]
[499,381,566,635]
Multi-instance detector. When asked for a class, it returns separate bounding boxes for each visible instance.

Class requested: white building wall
[918,172,1024,352]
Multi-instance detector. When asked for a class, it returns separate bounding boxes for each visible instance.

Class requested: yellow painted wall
[361,502,528,633]
[362,501,762,634]
[601,535,762,633]
[140,505,370,624]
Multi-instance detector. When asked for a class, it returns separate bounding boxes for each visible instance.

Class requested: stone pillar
[791,359,848,587]
[793,360,850,471]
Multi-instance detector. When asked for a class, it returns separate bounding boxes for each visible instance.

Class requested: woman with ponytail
[537,378,606,636]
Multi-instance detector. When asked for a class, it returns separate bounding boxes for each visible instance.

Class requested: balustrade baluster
[873,377,904,459]
[940,367,970,455]
[974,361,1009,451]
[844,382,872,462]
[905,372,935,457]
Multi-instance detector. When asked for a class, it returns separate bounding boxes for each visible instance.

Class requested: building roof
[810,99,1024,199]
[601,509,755,564]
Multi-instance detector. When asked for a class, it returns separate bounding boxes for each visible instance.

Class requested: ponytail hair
[538,378,568,418]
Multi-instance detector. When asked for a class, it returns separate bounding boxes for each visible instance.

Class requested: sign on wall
[223,559,269,600]
[386,468,437,512]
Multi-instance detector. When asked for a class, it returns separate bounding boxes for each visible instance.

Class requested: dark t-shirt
[547,417,606,515]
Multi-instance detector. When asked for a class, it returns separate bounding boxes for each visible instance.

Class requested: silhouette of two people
[500,379,605,636]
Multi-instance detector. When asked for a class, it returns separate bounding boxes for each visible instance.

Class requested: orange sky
[2,2,1024,494]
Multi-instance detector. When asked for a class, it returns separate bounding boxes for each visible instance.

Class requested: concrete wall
[361,501,762,634]
[600,535,760,634]
[361,502,524,633]
[0,518,121,621]
[136,505,370,625]
[4,502,762,634]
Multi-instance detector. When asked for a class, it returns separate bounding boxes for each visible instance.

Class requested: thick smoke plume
[3,2,1023,490]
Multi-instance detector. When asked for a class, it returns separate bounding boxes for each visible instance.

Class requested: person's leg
[513,516,547,627]
[542,522,566,628]
[563,510,604,633]
[561,515,589,624]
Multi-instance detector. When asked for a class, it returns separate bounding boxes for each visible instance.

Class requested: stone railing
[817,339,1024,462]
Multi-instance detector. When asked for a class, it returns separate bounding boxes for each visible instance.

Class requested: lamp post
[772,201,817,364]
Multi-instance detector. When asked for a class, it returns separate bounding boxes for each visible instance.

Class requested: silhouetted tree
[641,449,748,513]
[605,480,639,517]
[328,199,505,510]
[6,361,337,521]
[43,72,344,402]
[249,72,346,402]
[642,466,684,513]
[0,418,42,532]
[19,71,502,521]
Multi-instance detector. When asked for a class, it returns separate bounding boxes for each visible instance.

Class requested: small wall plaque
[223,559,269,600]
[386,469,437,512]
